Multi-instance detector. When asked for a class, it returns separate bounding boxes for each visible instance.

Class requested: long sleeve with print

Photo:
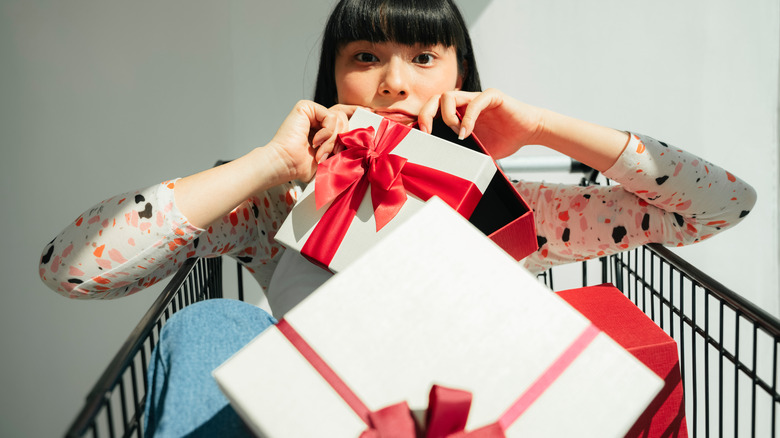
[40,133,755,299]
[39,179,301,299]
[520,133,756,273]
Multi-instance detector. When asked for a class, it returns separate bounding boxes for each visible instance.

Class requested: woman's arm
[519,133,756,273]
[417,89,756,271]
[174,101,351,228]
[39,180,208,298]
[418,88,629,170]
[39,101,352,299]
[38,177,302,299]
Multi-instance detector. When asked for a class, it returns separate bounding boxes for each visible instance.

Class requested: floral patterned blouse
[39,133,756,301]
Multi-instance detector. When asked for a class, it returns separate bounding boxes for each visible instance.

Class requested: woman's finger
[298,100,331,126]
[312,108,352,163]
[417,95,442,134]
[310,125,332,149]
[332,110,350,155]
[438,91,463,134]
[319,105,367,159]
[458,89,503,139]
[439,91,478,138]
[329,104,364,120]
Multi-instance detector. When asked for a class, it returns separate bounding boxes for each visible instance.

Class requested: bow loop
[361,385,505,438]
[303,116,483,269]
[338,126,378,152]
[369,153,407,192]
[314,120,411,224]
[426,385,473,438]
[315,148,367,210]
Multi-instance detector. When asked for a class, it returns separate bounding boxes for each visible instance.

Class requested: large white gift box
[276,108,500,273]
[215,198,663,437]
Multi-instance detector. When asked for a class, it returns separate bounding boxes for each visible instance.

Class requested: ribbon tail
[302,176,370,269]
[369,152,408,231]
[401,162,483,219]
[371,181,407,231]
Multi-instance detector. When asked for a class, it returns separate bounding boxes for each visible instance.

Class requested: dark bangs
[314,0,482,107]
[329,0,466,52]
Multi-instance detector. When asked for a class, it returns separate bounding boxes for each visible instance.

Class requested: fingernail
[458,127,466,140]
[318,153,329,164]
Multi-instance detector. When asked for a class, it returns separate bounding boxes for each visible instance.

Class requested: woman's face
[334,41,463,125]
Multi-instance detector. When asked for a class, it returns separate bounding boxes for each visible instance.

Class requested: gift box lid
[428,116,538,261]
[275,108,499,272]
[216,198,663,437]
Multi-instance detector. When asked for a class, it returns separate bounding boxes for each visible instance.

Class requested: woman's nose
[379,59,408,97]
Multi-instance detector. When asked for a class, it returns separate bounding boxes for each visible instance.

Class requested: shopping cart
[64,159,780,438]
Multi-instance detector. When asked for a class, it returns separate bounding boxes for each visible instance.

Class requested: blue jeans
[143,299,276,437]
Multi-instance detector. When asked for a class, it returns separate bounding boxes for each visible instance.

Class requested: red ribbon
[276,318,601,437]
[301,118,484,269]
[276,319,499,437]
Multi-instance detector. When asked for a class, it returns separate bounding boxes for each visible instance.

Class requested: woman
[39,0,755,435]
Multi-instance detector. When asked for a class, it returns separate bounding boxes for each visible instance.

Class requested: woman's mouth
[374,110,418,126]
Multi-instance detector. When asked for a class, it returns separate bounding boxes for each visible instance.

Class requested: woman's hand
[174,102,361,228]
[267,101,361,182]
[417,88,545,159]
[417,89,629,171]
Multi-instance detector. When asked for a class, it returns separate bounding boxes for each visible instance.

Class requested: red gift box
[557,284,688,437]
[428,116,537,262]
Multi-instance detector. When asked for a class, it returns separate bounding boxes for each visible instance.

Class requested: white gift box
[275,108,497,273]
[215,198,663,437]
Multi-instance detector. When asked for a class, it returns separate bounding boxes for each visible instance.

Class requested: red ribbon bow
[276,318,601,438]
[301,118,484,269]
[360,385,505,438]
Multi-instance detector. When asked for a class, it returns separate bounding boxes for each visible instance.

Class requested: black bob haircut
[313,0,482,107]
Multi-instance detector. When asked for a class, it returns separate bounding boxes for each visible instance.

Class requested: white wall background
[0,1,776,436]
[477,0,780,312]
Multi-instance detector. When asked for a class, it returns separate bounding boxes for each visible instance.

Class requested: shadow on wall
[456,0,492,26]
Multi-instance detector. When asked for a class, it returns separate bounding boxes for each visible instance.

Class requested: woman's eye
[412,53,435,65]
[355,53,378,63]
